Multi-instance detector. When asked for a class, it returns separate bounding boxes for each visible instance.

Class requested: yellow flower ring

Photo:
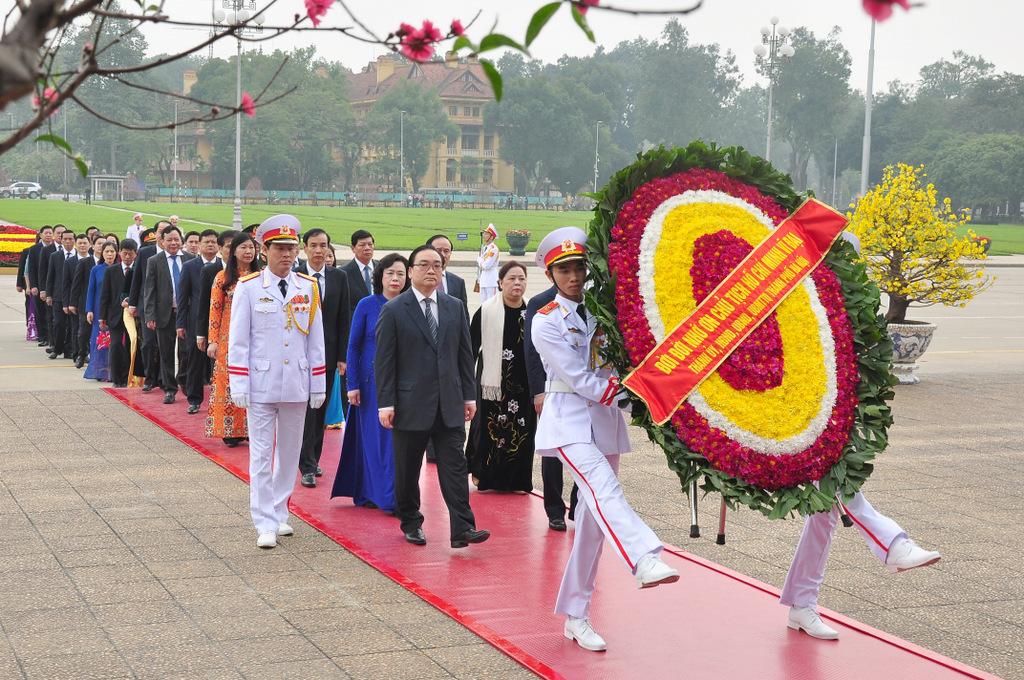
[589,144,894,517]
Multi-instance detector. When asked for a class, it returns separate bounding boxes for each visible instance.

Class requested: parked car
[1,181,43,199]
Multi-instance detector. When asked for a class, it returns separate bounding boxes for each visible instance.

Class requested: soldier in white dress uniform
[228,215,327,549]
[781,231,940,640]
[531,227,679,653]
[476,223,500,302]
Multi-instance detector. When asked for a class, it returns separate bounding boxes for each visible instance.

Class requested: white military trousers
[247,401,307,535]
[554,442,663,620]
[779,491,906,609]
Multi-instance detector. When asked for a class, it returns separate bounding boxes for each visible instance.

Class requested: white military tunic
[532,294,663,620]
[477,242,500,301]
[228,268,327,535]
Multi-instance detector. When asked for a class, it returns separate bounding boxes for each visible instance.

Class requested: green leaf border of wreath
[584,141,897,519]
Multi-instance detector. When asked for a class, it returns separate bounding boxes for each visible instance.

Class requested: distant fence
[145,188,580,210]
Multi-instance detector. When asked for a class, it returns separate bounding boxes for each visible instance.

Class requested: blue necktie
[171,256,181,293]
[363,264,372,294]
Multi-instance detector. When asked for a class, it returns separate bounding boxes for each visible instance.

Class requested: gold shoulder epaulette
[239,271,259,282]
[295,272,316,282]
[538,301,559,315]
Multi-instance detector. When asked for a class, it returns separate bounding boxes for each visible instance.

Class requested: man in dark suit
[129,220,171,390]
[195,230,235,358]
[144,226,193,404]
[62,233,91,365]
[45,229,76,360]
[375,244,489,549]
[339,229,377,315]
[525,283,579,531]
[26,225,55,346]
[99,239,138,387]
[70,233,103,369]
[176,229,221,414]
[296,228,351,487]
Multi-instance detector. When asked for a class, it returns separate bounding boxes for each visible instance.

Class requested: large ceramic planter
[505,234,530,256]
[887,320,937,385]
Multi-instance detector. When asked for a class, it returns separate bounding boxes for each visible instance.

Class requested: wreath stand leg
[688,480,700,538]
[716,499,727,545]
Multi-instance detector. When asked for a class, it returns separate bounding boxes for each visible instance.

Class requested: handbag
[473,278,480,293]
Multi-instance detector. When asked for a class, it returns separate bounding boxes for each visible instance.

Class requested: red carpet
[106,387,1000,680]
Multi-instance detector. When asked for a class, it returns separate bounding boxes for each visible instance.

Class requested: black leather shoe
[187,404,200,414]
[404,528,427,546]
[48,351,58,360]
[315,466,323,477]
[113,383,127,389]
[549,518,567,532]
[37,340,48,347]
[451,528,490,548]
[141,384,155,392]
[74,356,84,369]
[162,392,175,404]
[224,437,241,448]
[300,472,316,488]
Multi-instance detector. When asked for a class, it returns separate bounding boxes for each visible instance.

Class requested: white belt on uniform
[545,380,574,394]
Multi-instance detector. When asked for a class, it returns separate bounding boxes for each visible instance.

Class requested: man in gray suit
[144,226,194,404]
[375,244,489,549]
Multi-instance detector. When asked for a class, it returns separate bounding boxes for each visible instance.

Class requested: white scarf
[479,293,507,401]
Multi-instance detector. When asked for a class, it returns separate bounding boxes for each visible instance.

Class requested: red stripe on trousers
[558,447,635,571]
[840,501,889,553]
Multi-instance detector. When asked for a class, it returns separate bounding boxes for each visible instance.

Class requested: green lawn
[0,200,587,252]
[5,198,1022,255]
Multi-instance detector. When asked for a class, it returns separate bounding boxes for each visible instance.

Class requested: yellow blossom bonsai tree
[848,163,991,323]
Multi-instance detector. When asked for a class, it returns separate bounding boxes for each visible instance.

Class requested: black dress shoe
[37,340,48,347]
[362,501,379,510]
[451,528,490,548]
[75,356,84,369]
[549,518,567,532]
[187,403,200,414]
[224,437,241,448]
[113,383,127,389]
[48,351,58,360]
[141,384,155,392]
[300,472,316,488]
[404,528,427,546]
[315,466,323,477]
[163,392,175,404]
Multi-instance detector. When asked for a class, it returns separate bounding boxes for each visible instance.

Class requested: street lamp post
[593,120,601,193]
[753,17,795,163]
[213,1,264,230]
[173,99,179,202]
[860,19,876,200]
[399,110,405,207]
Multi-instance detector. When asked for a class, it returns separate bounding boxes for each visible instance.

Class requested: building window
[461,133,478,150]
[484,135,494,151]
[464,106,471,116]
[483,161,494,184]
[449,106,457,116]
[472,107,480,117]
[446,159,457,183]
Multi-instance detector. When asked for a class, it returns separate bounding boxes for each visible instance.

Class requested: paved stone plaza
[0,258,1021,679]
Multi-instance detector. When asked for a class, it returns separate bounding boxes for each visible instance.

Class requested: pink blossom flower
[304,0,333,27]
[450,19,466,37]
[421,20,442,43]
[399,25,435,62]
[862,0,910,21]
[574,0,600,15]
[240,93,255,117]
[32,87,60,116]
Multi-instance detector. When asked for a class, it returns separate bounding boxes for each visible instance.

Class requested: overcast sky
[148,0,1022,92]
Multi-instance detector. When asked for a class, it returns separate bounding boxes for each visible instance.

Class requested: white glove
[309,392,327,409]
[231,392,250,409]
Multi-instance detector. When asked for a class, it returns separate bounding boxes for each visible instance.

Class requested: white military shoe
[787,606,839,640]
[634,552,680,589]
[886,537,940,573]
[278,522,295,536]
[256,531,277,549]
[564,616,607,652]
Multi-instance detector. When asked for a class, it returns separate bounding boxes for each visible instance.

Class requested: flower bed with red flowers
[0,224,36,267]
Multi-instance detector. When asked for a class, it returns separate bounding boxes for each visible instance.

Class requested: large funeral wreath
[586,142,896,518]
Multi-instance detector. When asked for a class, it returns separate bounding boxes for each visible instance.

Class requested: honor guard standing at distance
[228,215,327,549]
[531,227,679,653]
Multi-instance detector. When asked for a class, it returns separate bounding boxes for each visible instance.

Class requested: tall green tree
[917,51,994,100]
[929,134,1024,215]
[770,26,852,191]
